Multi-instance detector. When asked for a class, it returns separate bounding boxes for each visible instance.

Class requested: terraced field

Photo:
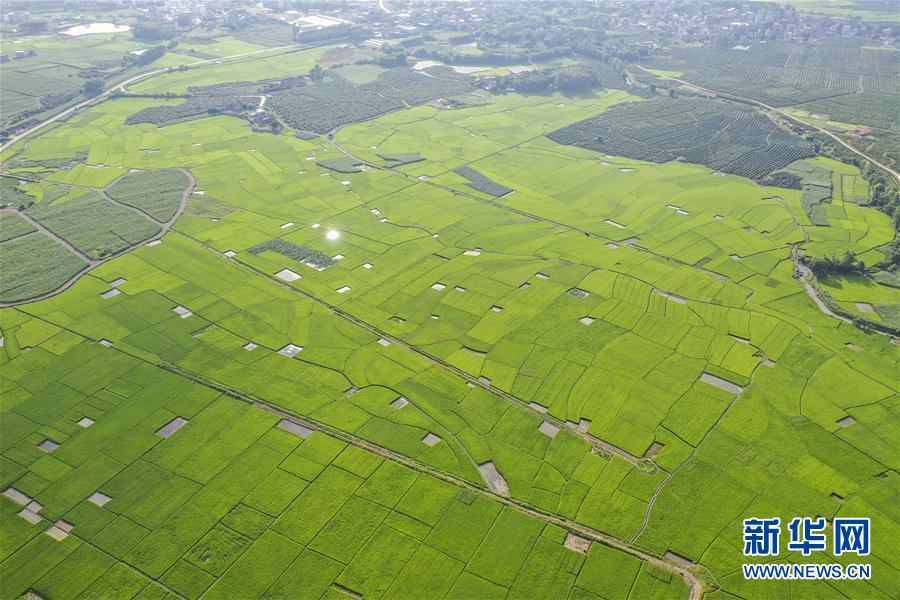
[0,46,897,600]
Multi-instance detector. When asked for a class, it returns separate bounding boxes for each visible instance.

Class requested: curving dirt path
[772,193,895,336]
[0,168,195,307]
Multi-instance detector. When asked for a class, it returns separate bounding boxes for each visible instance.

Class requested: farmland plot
[0,213,36,242]
[125,96,259,128]
[127,45,336,95]
[267,66,476,136]
[0,326,689,600]
[27,192,161,259]
[549,96,816,180]
[106,169,191,222]
[0,31,150,129]
[1,71,897,600]
[642,40,900,167]
[0,232,87,303]
[269,78,403,134]
[361,66,473,105]
[645,41,899,108]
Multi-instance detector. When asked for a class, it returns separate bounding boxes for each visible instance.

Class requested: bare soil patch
[643,441,665,458]
[278,344,303,357]
[278,418,315,438]
[478,461,509,495]
[699,373,743,394]
[275,269,301,282]
[38,440,59,453]
[156,417,188,438]
[663,551,694,568]
[88,492,112,507]
[564,532,591,553]
[538,421,560,438]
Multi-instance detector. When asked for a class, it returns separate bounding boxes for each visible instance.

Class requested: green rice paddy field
[0,57,897,600]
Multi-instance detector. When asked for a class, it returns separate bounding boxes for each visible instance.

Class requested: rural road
[635,66,900,183]
[793,258,851,322]
[0,44,301,154]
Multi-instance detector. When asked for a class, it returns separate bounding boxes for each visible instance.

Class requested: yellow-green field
[1,58,897,600]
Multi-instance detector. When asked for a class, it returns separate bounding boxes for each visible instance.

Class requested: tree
[804,251,865,276]
[83,79,104,96]
[554,65,600,92]
[882,238,900,268]
[133,22,176,41]
[125,45,166,67]
[309,64,325,82]
[19,20,47,34]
